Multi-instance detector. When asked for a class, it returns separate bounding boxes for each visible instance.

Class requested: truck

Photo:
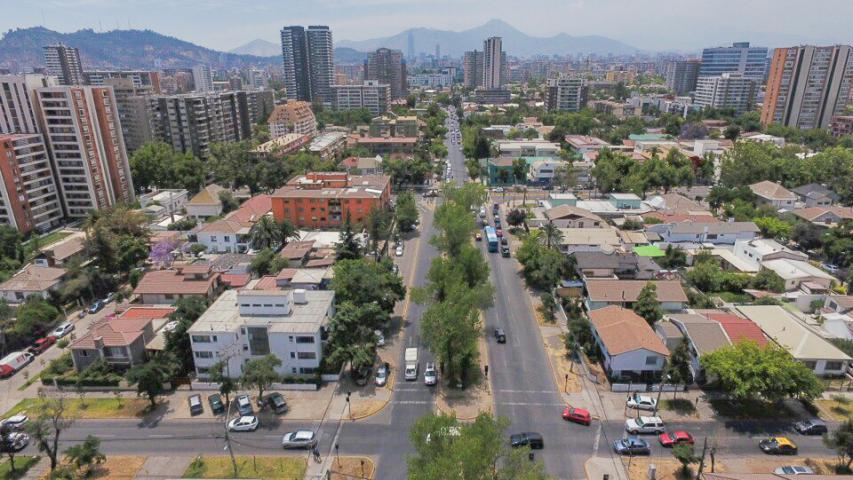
[0,351,34,378]
[404,347,419,381]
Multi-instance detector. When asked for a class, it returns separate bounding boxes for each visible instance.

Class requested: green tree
[432,203,477,258]
[754,216,793,241]
[539,292,557,322]
[0,426,20,475]
[218,191,239,214]
[750,268,786,293]
[248,215,280,250]
[126,360,168,407]
[336,213,361,260]
[396,191,420,232]
[208,361,236,407]
[511,158,528,185]
[506,209,526,227]
[25,393,74,472]
[164,297,209,375]
[633,282,663,325]
[659,245,687,269]
[672,443,700,478]
[240,355,282,404]
[539,222,563,249]
[666,338,694,391]
[276,219,300,247]
[12,296,60,339]
[63,435,106,477]
[331,258,406,313]
[326,302,386,374]
[824,420,853,472]
[553,163,578,192]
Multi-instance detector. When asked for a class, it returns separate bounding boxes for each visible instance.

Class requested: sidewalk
[585,456,629,480]
[134,456,194,479]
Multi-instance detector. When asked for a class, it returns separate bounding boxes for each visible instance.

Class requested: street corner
[334,375,394,421]
[327,455,377,479]
[542,331,583,395]
[584,455,627,480]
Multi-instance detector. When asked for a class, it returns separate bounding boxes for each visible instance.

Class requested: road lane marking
[496,401,566,407]
[148,434,173,438]
[593,423,602,455]
[393,400,431,405]
[496,389,555,394]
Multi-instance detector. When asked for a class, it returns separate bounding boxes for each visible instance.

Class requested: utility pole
[695,437,708,480]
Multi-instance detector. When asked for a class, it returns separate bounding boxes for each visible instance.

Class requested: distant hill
[0,27,279,70]
[338,19,639,57]
[231,39,279,57]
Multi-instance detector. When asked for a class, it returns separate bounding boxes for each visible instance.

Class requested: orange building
[271,172,391,228]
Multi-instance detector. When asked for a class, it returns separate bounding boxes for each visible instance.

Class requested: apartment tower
[665,60,701,96]
[699,42,768,82]
[280,26,334,104]
[0,134,64,233]
[483,37,504,90]
[463,50,484,88]
[1,74,58,134]
[43,44,85,86]
[365,48,407,100]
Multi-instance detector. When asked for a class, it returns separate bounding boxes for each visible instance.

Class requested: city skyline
[1,0,851,53]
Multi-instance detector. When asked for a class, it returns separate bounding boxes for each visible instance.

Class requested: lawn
[0,456,39,479]
[815,395,853,421]
[22,231,72,258]
[660,398,698,416]
[4,397,152,419]
[182,456,307,480]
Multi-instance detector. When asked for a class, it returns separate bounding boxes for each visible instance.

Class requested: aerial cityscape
[1,2,853,479]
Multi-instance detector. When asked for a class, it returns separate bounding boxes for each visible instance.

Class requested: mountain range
[230,40,368,64]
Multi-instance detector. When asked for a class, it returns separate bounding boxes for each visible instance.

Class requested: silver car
[282,430,317,449]
[228,415,259,432]
[424,362,437,386]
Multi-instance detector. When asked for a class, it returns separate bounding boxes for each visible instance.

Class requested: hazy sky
[1,0,850,52]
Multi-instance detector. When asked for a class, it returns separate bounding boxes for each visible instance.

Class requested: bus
[484,226,498,253]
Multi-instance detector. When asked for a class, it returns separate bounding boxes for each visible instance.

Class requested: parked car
[52,323,74,338]
[0,414,29,431]
[501,246,511,258]
[2,432,29,452]
[510,432,544,449]
[266,392,289,414]
[659,431,694,447]
[500,237,508,246]
[496,229,503,238]
[282,430,318,449]
[759,437,798,455]
[395,245,404,257]
[228,415,259,432]
[424,362,437,386]
[494,328,506,343]
[626,395,658,411]
[391,264,400,275]
[88,301,105,314]
[821,263,840,274]
[613,437,650,455]
[207,394,224,415]
[28,336,56,355]
[562,406,591,426]
[493,187,504,193]
[375,362,390,387]
[775,466,814,475]
[625,416,665,435]
[236,395,253,416]
[794,419,828,435]
[475,232,482,241]
[188,394,203,416]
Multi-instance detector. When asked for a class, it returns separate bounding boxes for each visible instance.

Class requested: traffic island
[181,455,306,479]
[328,456,376,479]
[435,335,493,420]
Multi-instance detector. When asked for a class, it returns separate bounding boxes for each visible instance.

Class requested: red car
[561,406,591,426]
[659,431,694,447]
[28,336,56,355]
[496,229,503,238]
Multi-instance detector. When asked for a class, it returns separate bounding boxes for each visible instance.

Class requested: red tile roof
[705,312,768,347]
[589,306,669,356]
[119,307,176,320]
[253,276,280,290]
[220,273,251,288]
[133,269,219,296]
[226,195,272,222]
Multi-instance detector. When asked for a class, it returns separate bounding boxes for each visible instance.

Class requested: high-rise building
[280,25,334,104]
[1,74,58,134]
[483,37,504,90]
[192,65,214,92]
[268,101,317,138]
[407,31,415,61]
[693,73,757,116]
[761,45,853,130]
[35,86,135,218]
[331,81,390,114]
[236,90,275,139]
[0,133,64,234]
[665,60,700,96]
[247,69,268,90]
[365,48,407,100]
[83,70,161,92]
[546,75,588,112]
[103,78,157,154]
[43,44,85,86]
[149,92,242,159]
[463,50,484,88]
[699,42,768,82]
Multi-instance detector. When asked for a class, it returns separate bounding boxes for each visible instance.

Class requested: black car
[494,328,506,343]
[500,237,508,246]
[510,432,544,449]
[501,246,511,258]
[208,394,225,415]
[188,394,203,416]
[794,419,828,435]
[267,392,289,414]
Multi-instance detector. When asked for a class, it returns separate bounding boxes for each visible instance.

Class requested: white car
[493,187,504,193]
[424,362,437,386]
[228,415,259,432]
[0,414,28,431]
[775,466,815,475]
[374,330,385,347]
[626,395,658,411]
[162,320,180,333]
[375,363,389,387]
[395,246,404,257]
[52,323,74,338]
[282,430,318,449]
[625,416,665,435]
[3,432,28,451]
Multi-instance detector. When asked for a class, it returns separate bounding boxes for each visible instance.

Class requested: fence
[611,383,686,393]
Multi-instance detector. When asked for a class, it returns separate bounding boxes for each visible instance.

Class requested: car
[625,416,665,435]
[496,229,503,238]
[759,437,798,455]
[208,394,225,415]
[282,430,318,449]
[774,466,815,475]
[494,328,506,343]
[424,362,438,386]
[613,437,651,455]
[77,310,87,319]
[267,392,289,414]
[626,395,658,411]
[1,432,29,452]
[821,263,840,274]
[28,336,56,355]
[374,330,385,347]
[494,187,504,193]
[659,431,694,447]
[794,419,828,435]
[501,246,511,258]
[228,415,259,432]
[475,232,482,241]
[510,432,544,449]
[188,394,203,416]
[235,394,253,416]
[562,406,591,425]
[395,246,404,257]
[494,219,502,228]
[0,414,29,431]
[500,237,508,246]
[52,322,74,338]
[375,362,390,387]
[162,320,180,333]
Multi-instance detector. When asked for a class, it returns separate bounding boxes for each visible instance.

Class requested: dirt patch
[723,456,841,475]
[41,456,145,480]
[348,399,388,420]
[627,456,727,480]
[543,332,582,394]
[815,398,853,422]
[329,456,375,479]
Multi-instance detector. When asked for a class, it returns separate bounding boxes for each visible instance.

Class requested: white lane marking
[393,400,431,405]
[593,423,602,455]
[149,434,173,438]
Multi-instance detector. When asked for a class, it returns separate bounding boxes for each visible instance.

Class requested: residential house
[648,222,759,245]
[495,139,561,158]
[278,241,315,267]
[33,233,86,267]
[589,306,669,381]
[556,227,622,253]
[821,296,853,340]
[274,268,333,290]
[656,314,732,383]
[139,189,188,220]
[573,251,661,280]
[609,193,642,210]
[544,205,605,228]
[749,181,797,209]
[191,195,272,253]
[585,279,688,311]
[733,238,808,271]
[792,183,839,207]
[185,185,228,221]
[0,264,65,304]
[133,264,221,304]
[353,136,417,156]
[791,206,853,226]
[761,259,837,291]
[486,158,519,186]
[527,158,565,187]
[547,192,578,207]
[188,288,335,378]
[736,305,851,377]
[564,135,611,157]
[340,156,383,175]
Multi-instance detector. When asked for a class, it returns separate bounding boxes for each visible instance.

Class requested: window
[191,335,211,343]
[247,327,270,356]
[224,236,230,242]
[194,351,213,359]
[210,236,217,242]
[297,352,316,360]
[290,352,296,358]
[80,350,89,357]
[295,336,315,344]
[645,356,658,366]
[164,294,174,300]
[803,361,817,370]
[300,367,317,374]
[825,361,844,371]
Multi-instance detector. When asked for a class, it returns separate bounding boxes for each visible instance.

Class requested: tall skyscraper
[483,37,504,90]
[435,44,441,60]
[365,48,407,100]
[762,45,853,130]
[192,65,214,92]
[407,31,415,61]
[0,134,64,234]
[1,74,57,134]
[280,25,333,104]
[693,73,757,116]
[699,42,768,82]
[463,50,484,88]
[103,77,157,154]
[43,44,85,85]
[665,60,701,96]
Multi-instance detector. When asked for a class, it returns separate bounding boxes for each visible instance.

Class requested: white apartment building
[188,289,335,379]
[192,65,213,93]
[1,74,58,134]
[331,81,390,114]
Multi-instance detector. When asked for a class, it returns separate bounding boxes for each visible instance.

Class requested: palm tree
[540,221,563,249]
[277,220,300,247]
[249,215,278,250]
